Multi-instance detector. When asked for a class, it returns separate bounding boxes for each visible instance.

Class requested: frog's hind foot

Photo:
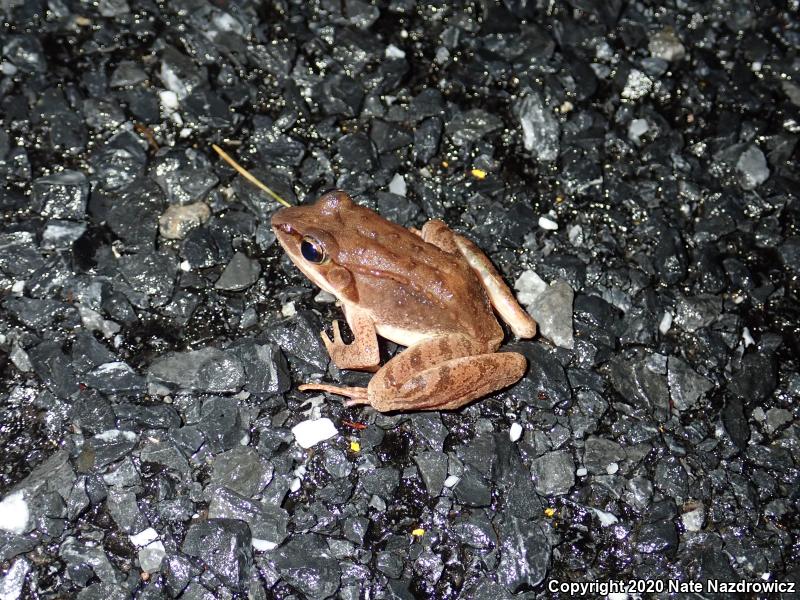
[297,383,369,406]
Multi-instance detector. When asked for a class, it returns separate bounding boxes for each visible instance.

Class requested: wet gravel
[1,1,799,598]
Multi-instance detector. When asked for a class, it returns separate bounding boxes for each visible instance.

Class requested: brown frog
[271,190,536,411]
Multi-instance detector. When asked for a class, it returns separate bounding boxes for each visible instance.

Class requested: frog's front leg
[320,306,380,372]
[300,334,527,412]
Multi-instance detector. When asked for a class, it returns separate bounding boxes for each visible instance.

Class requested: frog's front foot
[319,315,380,372]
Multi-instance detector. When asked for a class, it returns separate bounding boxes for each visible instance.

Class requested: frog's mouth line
[272,223,301,249]
[273,222,294,235]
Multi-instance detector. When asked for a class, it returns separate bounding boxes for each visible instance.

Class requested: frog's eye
[300,236,327,264]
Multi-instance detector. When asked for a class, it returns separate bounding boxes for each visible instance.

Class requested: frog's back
[335,207,504,348]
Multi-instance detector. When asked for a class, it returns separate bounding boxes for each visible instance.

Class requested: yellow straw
[211,143,292,207]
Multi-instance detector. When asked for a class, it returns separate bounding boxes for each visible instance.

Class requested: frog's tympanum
[272,190,537,412]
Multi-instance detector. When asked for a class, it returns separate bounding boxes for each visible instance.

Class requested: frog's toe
[298,382,369,404]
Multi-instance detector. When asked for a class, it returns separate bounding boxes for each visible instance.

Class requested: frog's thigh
[419,222,536,339]
[367,335,527,411]
[453,235,536,338]
[324,306,380,371]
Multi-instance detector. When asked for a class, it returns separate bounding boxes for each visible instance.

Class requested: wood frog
[271,190,537,411]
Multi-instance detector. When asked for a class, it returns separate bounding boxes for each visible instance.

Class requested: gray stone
[148,347,245,392]
[181,519,253,590]
[496,518,550,591]
[531,450,574,495]
[667,356,714,411]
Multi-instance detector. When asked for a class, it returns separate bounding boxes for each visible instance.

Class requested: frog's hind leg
[297,383,369,405]
[366,334,527,412]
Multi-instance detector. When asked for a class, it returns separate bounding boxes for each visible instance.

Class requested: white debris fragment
[291,417,338,449]
[385,44,406,59]
[628,118,650,143]
[0,558,30,600]
[606,462,619,475]
[94,429,137,443]
[509,422,523,442]
[742,327,755,347]
[158,89,179,110]
[315,290,337,303]
[576,467,588,477]
[681,503,705,532]
[281,300,296,318]
[0,491,29,535]
[659,312,673,335]
[538,215,559,230]
[388,173,407,196]
[589,507,619,527]
[253,539,279,552]
[443,475,460,488]
[130,527,159,547]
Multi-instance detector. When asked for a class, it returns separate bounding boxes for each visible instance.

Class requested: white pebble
[606,462,619,475]
[281,300,296,318]
[443,475,460,488]
[567,224,583,246]
[253,539,278,552]
[158,89,179,110]
[385,44,406,59]
[388,173,407,196]
[681,506,705,532]
[589,507,619,527]
[576,467,588,477]
[130,527,159,547]
[538,215,559,230]
[658,312,673,335]
[509,422,523,442]
[628,118,650,142]
[1,60,18,75]
[0,491,29,535]
[291,417,338,449]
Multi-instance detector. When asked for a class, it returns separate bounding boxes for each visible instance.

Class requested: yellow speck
[544,507,556,518]
[441,160,449,168]
[350,440,361,452]
[555,195,565,204]
[411,528,425,537]
[471,168,487,180]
